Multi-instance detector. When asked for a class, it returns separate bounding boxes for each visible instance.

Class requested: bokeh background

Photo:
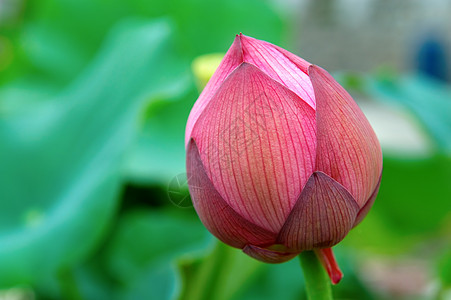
[0,0,450,299]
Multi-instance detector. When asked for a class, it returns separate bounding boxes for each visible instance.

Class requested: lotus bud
[185,34,382,283]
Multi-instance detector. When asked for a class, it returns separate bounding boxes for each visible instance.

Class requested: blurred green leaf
[106,210,207,283]
[123,88,197,185]
[107,0,286,57]
[20,21,89,84]
[40,209,208,300]
[165,0,287,57]
[375,155,451,235]
[4,0,286,85]
[0,78,60,114]
[119,0,289,185]
[0,17,190,287]
[101,209,209,300]
[6,0,287,186]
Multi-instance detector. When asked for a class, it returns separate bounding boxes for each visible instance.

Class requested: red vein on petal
[260,77,286,224]
[248,79,268,228]
[268,85,291,212]
[214,73,231,208]
[240,35,315,109]
[227,77,247,223]
[255,78,283,226]
[269,42,311,75]
[186,35,243,146]
[191,63,316,232]
[277,172,359,252]
[239,73,265,227]
[256,77,280,226]
[309,65,382,206]
[272,82,301,210]
[258,43,313,106]
[187,139,277,248]
[259,67,317,209]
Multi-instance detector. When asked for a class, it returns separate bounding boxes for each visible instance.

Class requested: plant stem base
[299,251,333,300]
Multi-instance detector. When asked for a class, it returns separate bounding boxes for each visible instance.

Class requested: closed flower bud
[185,34,382,283]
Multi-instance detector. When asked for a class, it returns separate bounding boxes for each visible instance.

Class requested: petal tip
[307,64,326,77]
[331,271,343,285]
[277,172,359,251]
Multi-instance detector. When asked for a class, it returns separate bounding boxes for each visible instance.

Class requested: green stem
[180,241,233,300]
[179,241,263,300]
[299,251,333,300]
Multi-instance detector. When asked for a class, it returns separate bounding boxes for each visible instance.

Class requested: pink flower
[185,34,382,283]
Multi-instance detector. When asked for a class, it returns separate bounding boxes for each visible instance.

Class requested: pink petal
[269,42,311,74]
[185,35,243,147]
[191,62,316,232]
[309,65,383,207]
[315,248,343,284]
[277,172,360,252]
[187,139,277,248]
[353,172,382,227]
[240,34,316,109]
[243,244,298,264]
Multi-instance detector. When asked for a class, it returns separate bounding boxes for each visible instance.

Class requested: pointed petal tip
[239,35,315,107]
[238,32,249,38]
[231,34,243,51]
[237,34,256,48]
[277,172,359,251]
[307,64,321,74]
[237,33,250,43]
[307,64,329,79]
[308,64,338,89]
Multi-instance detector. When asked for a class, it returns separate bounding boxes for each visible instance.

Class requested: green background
[1,0,450,299]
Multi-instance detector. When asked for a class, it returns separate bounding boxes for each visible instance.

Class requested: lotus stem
[299,251,333,300]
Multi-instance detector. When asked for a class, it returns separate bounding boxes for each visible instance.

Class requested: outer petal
[309,65,383,207]
[187,139,276,248]
[277,172,360,252]
[191,62,316,232]
[240,34,315,109]
[243,244,298,264]
[185,35,243,147]
[353,172,382,227]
